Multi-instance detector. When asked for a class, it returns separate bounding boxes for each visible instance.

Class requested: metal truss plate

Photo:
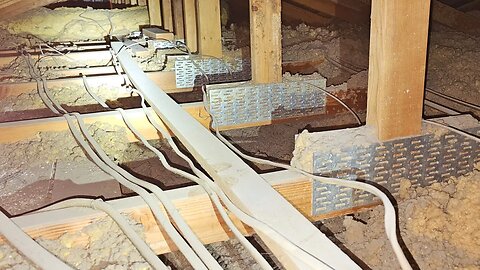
[175,57,250,88]
[310,122,480,215]
[207,78,327,128]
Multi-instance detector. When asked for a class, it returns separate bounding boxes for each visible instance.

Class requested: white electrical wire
[82,74,110,108]
[184,53,412,269]
[0,210,74,270]
[41,198,168,270]
[128,89,335,269]
[41,78,68,114]
[109,48,128,86]
[28,56,215,269]
[284,78,362,125]
[23,53,60,114]
[63,113,210,270]
[110,42,337,268]
[118,92,274,270]
[209,114,412,270]
[36,78,61,114]
[66,113,221,270]
[13,46,216,270]
[111,43,373,268]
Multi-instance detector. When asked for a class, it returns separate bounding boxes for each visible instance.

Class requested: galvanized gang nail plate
[207,78,327,128]
[310,117,479,215]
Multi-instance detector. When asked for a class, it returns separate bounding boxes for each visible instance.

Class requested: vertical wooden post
[182,0,197,52]
[250,0,282,84]
[148,0,162,26]
[161,0,174,31]
[366,0,431,141]
[172,0,185,39]
[196,0,223,58]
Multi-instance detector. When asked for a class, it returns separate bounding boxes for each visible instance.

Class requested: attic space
[0,0,479,269]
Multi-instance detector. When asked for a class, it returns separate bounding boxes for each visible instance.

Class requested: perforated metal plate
[207,78,327,128]
[310,117,480,215]
[175,57,250,88]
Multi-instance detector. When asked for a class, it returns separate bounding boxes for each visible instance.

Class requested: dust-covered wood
[250,0,282,83]
[112,41,359,269]
[171,0,185,38]
[0,71,192,100]
[182,0,197,52]
[285,0,370,24]
[1,172,334,254]
[161,0,174,31]
[196,0,222,58]
[148,0,162,26]
[282,1,332,27]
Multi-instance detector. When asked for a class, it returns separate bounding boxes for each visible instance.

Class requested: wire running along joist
[111,41,360,270]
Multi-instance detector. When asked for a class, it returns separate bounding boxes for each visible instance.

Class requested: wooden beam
[286,0,370,24]
[195,0,222,58]
[112,41,359,269]
[0,71,192,100]
[0,105,207,144]
[366,0,431,141]
[457,0,480,12]
[0,49,112,68]
[0,86,367,142]
[431,0,480,36]
[0,0,60,21]
[3,170,380,255]
[161,0,174,31]
[182,0,197,52]
[0,58,331,100]
[171,0,185,39]
[282,1,333,27]
[148,0,162,26]
[250,0,282,84]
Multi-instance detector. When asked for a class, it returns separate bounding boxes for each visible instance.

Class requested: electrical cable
[284,78,363,125]
[424,99,461,115]
[179,50,412,269]
[41,77,68,114]
[110,44,336,268]
[2,49,172,270]
[109,47,129,86]
[66,113,221,270]
[82,74,110,108]
[63,113,211,269]
[426,87,480,111]
[41,198,168,270]
[118,91,274,270]
[28,49,216,269]
[36,78,61,114]
[131,90,336,270]
[23,52,61,114]
[209,102,412,270]
[0,210,74,270]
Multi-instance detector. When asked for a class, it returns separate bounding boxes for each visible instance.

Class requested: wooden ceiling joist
[0,0,60,21]
[431,0,480,36]
[112,41,361,269]
[2,170,379,256]
[284,0,370,24]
